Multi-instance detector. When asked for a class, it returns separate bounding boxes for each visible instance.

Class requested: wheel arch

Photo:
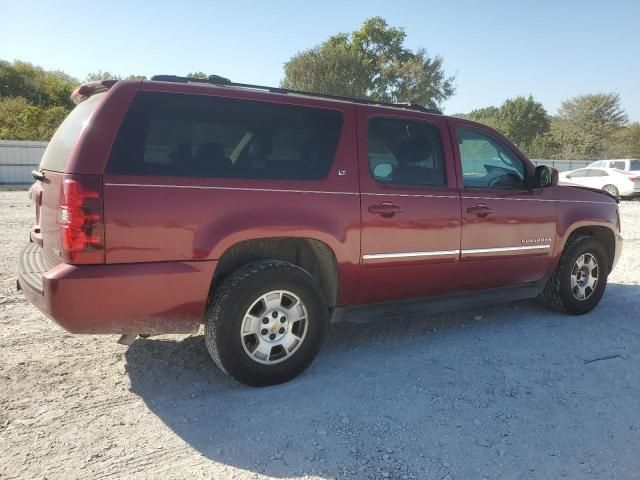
[560,224,616,273]
[210,237,340,307]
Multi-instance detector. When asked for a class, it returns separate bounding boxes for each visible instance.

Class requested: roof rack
[149,74,442,115]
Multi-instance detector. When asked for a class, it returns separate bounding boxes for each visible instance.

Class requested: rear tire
[602,184,619,199]
[543,235,608,314]
[205,260,328,387]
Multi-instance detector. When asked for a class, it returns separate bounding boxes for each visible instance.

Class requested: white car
[588,159,640,174]
[559,167,640,199]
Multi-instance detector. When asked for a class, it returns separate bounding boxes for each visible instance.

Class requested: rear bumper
[17,244,217,334]
[612,233,623,271]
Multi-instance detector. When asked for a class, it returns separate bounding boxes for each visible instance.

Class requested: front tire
[543,235,608,314]
[205,260,328,387]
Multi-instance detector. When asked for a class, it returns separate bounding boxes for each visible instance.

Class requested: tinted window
[40,93,106,172]
[368,117,446,186]
[630,160,640,170]
[108,92,343,180]
[588,169,608,177]
[457,127,526,189]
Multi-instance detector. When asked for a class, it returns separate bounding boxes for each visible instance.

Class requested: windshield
[39,93,106,171]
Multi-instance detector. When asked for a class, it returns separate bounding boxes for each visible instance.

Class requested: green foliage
[187,71,208,79]
[606,122,640,158]
[1,60,78,109]
[498,96,550,149]
[469,96,549,155]
[282,17,455,109]
[0,96,68,141]
[86,71,147,81]
[552,93,628,159]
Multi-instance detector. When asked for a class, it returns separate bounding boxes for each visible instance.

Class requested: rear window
[630,160,640,170]
[39,93,106,172]
[107,92,343,180]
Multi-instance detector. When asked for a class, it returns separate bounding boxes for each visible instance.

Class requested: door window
[368,117,446,186]
[588,169,609,177]
[457,127,526,189]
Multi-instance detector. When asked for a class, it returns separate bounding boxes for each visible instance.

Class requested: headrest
[397,137,433,165]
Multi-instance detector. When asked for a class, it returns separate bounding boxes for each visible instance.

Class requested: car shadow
[124,282,640,478]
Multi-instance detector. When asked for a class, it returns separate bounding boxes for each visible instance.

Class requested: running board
[331,282,542,323]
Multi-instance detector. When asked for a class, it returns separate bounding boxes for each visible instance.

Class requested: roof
[149,74,443,115]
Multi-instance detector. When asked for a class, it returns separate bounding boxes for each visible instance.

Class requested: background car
[559,167,640,198]
[588,159,640,174]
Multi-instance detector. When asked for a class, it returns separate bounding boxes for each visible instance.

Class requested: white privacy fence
[0,141,48,183]
[0,140,599,184]
[531,159,591,172]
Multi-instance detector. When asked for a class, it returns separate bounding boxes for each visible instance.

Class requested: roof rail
[149,74,442,115]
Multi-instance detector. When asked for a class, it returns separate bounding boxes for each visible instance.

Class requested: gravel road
[1,190,639,480]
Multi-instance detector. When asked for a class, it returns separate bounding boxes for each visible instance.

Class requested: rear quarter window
[39,93,106,172]
[107,92,343,180]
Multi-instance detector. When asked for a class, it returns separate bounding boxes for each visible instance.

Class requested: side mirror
[533,165,558,188]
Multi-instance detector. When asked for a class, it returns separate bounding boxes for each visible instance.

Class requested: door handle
[466,204,493,218]
[368,202,402,218]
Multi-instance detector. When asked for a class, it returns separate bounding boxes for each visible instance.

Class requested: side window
[568,169,588,178]
[457,127,526,189]
[108,92,343,180]
[367,117,446,186]
[610,161,625,170]
[588,169,608,177]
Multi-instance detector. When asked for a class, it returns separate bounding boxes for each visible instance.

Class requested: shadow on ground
[125,283,640,479]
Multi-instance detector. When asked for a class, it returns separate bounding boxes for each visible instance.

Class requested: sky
[1,0,639,120]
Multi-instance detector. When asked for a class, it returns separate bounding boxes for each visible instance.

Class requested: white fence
[531,159,591,172]
[0,141,48,184]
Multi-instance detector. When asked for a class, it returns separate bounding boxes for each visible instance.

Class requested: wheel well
[212,238,339,306]
[567,226,615,272]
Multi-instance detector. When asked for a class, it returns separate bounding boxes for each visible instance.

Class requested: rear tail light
[628,176,638,182]
[58,175,104,264]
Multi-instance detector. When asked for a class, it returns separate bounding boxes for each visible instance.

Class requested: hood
[559,184,619,203]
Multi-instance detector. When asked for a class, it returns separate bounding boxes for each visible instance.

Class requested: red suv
[18,75,623,386]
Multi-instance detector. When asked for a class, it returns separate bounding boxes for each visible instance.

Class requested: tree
[86,71,147,81]
[552,93,628,159]
[607,123,640,158]
[0,96,67,140]
[498,96,549,149]
[469,96,549,155]
[187,71,208,79]
[0,60,78,109]
[282,17,455,109]
[468,106,501,130]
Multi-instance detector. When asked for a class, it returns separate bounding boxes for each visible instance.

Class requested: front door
[452,122,557,290]
[355,107,461,304]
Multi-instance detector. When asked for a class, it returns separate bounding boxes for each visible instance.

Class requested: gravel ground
[1,190,639,480]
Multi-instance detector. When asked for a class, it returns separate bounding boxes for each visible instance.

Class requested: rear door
[587,168,610,188]
[451,121,557,290]
[356,107,461,304]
